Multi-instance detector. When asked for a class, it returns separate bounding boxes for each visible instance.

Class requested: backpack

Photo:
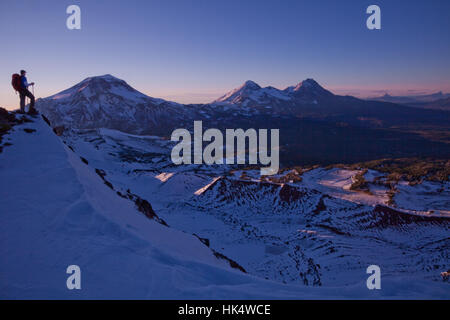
[12,74,22,92]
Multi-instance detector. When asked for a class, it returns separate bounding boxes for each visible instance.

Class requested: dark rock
[53,126,65,136]
[94,168,113,190]
[193,234,210,247]
[369,205,450,228]
[41,114,51,126]
[279,184,308,202]
[80,157,89,165]
[212,250,246,273]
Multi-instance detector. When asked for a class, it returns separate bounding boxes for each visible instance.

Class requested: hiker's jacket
[21,76,29,90]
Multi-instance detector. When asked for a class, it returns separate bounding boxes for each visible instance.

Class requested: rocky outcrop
[92,167,169,227]
[0,108,36,153]
[368,205,450,228]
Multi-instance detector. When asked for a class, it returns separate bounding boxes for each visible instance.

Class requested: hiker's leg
[23,89,36,113]
[19,91,26,113]
[26,89,35,110]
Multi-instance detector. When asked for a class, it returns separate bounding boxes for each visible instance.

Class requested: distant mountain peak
[241,80,261,90]
[213,80,262,104]
[214,78,335,104]
[79,74,121,83]
[36,74,188,135]
[79,74,127,86]
[370,91,450,104]
[291,78,333,97]
[46,74,144,102]
[293,78,321,91]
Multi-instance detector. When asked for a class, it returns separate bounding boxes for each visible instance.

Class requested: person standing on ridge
[16,70,36,114]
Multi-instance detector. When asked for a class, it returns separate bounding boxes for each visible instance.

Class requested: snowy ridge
[212,78,333,106]
[0,115,309,298]
[213,80,291,105]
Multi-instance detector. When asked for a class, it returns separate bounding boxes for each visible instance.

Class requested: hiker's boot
[27,108,39,116]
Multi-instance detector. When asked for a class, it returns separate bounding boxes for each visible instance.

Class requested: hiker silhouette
[12,70,37,115]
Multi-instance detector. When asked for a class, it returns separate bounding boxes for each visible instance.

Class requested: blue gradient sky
[1,0,450,109]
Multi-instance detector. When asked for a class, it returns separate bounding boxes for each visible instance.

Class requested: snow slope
[0,115,304,299]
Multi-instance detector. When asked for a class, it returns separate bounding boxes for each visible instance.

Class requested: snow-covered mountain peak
[36,75,193,135]
[48,74,146,102]
[78,74,137,89]
[291,78,334,98]
[213,80,262,104]
[294,78,319,88]
[84,74,118,81]
[212,80,296,105]
[294,78,321,91]
[242,80,261,90]
[213,78,335,106]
